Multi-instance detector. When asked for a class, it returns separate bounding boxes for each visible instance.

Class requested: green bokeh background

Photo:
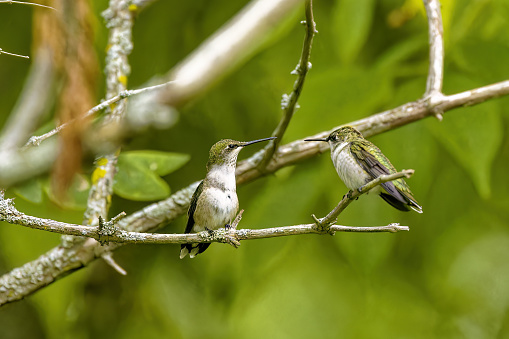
[1,0,509,338]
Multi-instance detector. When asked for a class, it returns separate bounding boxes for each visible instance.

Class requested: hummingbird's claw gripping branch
[199,228,241,249]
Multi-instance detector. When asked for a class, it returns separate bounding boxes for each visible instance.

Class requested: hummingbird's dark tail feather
[179,243,211,259]
[379,193,411,211]
[379,193,423,213]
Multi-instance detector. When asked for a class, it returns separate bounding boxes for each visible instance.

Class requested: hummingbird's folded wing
[184,180,204,234]
[350,141,409,205]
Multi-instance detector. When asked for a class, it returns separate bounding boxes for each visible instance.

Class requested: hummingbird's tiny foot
[224,234,241,248]
[224,224,231,230]
[345,190,354,200]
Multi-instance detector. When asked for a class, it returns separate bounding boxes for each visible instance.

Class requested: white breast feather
[331,142,372,191]
[192,166,239,232]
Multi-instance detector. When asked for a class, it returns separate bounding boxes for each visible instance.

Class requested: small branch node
[111,211,127,224]
[97,215,122,245]
[311,214,335,235]
[387,223,410,233]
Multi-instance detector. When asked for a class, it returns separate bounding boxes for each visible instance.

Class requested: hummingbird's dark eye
[228,144,237,149]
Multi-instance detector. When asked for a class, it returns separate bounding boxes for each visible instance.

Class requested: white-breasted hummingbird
[180,136,276,259]
[305,126,422,213]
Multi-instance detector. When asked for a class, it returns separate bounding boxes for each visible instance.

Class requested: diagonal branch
[258,0,317,169]
[312,170,414,232]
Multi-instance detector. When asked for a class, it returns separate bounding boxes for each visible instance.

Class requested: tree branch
[0,48,55,151]
[155,0,306,107]
[258,0,316,169]
[0,184,407,248]
[423,0,445,120]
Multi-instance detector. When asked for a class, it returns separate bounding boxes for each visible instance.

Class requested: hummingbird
[304,126,422,213]
[180,136,276,259]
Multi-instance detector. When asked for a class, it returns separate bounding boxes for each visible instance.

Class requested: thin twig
[101,252,127,275]
[258,0,316,169]
[23,82,174,148]
[0,0,56,10]
[0,48,29,59]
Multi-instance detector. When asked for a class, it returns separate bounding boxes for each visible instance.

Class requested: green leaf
[427,73,503,199]
[114,156,171,201]
[118,151,190,176]
[332,0,376,64]
[12,178,43,204]
[45,174,91,210]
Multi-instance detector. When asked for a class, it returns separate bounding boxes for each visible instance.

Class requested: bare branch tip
[102,252,128,276]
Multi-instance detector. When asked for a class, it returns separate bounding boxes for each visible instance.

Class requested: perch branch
[312,170,414,232]
[0,191,407,248]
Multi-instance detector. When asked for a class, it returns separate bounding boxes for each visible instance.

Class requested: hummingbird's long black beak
[242,136,276,147]
[304,137,328,142]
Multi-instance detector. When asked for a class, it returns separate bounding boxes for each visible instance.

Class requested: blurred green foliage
[1,0,509,338]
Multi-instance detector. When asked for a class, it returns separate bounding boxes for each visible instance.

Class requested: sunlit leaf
[119,151,190,176]
[114,156,171,201]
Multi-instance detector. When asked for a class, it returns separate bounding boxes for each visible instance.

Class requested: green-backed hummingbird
[180,136,276,259]
[305,126,422,213]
